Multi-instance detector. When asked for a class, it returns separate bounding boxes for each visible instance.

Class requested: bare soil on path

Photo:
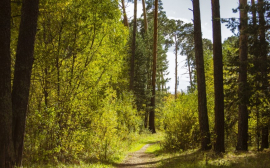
[117,144,160,168]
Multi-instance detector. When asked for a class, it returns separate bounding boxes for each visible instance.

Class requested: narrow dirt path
[117,144,159,168]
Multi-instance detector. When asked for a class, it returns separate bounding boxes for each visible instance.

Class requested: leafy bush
[161,93,200,151]
[23,0,142,164]
[24,89,141,164]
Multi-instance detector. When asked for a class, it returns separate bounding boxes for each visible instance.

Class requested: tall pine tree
[192,0,211,150]
[237,0,248,151]
[211,0,225,153]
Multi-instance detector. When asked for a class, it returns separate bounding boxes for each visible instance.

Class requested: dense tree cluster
[162,0,270,154]
[1,0,270,167]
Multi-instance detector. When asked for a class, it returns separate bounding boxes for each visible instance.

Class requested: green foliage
[161,94,200,151]
[19,0,172,165]
[23,0,142,164]
[222,35,270,148]
[18,0,270,166]
[128,4,170,129]
[25,89,141,163]
[222,36,240,147]
[160,39,215,152]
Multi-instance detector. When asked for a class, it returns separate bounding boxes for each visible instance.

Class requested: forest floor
[113,131,270,168]
[23,132,270,168]
[114,132,164,168]
[115,142,270,168]
[116,143,159,168]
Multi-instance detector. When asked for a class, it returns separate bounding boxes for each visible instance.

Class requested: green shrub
[24,89,141,164]
[161,93,200,151]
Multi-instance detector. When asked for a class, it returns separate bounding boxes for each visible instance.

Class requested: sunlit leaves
[24,0,138,163]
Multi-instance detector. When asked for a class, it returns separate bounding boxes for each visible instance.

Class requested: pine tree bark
[142,0,149,128]
[211,0,225,153]
[149,0,158,134]
[250,0,261,151]
[121,0,129,27]
[237,0,248,151]
[0,0,14,167]
[251,0,256,26]
[142,0,150,128]
[187,54,193,91]
[261,126,269,149]
[258,0,269,149]
[175,36,178,100]
[142,0,148,33]
[130,0,137,91]
[192,0,211,150]
[12,0,40,166]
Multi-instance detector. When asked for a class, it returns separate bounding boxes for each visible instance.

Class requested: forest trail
[117,144,159,168]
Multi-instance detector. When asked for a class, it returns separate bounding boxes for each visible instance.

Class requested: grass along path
[137,143,270,168]
[115,131,270,168]
[115,132,164,168]
[22,131,270,168]
[117,144,157,168]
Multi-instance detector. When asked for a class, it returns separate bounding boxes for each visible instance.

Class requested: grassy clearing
[128,131,164,153]
[145,142,162,154]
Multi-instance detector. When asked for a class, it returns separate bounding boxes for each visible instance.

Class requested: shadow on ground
[155,148,270,168]
[115,160,159,168]
[82,147,270,168]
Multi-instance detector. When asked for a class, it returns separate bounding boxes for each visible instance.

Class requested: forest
[1,0,270,167]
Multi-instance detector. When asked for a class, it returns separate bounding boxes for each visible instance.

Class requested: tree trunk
[157,66,161,92]
[145,56,152,129]
[237,0,248,151]
[130,0,137,91]
[187,54,193,91]
[12,0,39,166]
[250,0,261,151]
[192,0,211,150]
[258,0,269,149]
[149,0,158,134]
[0,0,14,167]
[251,0,256,26]
[175,36,178,100]
[121,0,129,27]
[144,111,148,128]
[142,0,148,33]
[211,0,225,153]
[142,0,149,128]
[261,126,269,149]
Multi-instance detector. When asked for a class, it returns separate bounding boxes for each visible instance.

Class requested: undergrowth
[21,130,163,168]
